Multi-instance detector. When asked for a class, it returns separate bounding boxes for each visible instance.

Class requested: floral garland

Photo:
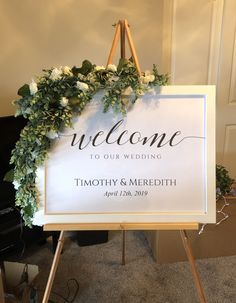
[6,59,168,227]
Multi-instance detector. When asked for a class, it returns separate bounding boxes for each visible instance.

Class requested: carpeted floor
[12,231,236,302]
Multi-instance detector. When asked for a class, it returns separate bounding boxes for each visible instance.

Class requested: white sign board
[34,86,216,225]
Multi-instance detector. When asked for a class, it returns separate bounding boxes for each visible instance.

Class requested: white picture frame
[34,85,216,226]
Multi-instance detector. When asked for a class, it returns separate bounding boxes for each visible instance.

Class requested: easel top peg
[106,19,142,76]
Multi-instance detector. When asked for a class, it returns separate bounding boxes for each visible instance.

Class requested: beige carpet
[14,231,236,302]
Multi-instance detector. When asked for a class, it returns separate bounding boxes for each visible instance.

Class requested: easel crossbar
[43,222,199,231]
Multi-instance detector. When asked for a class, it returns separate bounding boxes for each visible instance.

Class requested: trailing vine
[5,59,168,226]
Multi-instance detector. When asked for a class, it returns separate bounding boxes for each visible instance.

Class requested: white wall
[0,0,165,116]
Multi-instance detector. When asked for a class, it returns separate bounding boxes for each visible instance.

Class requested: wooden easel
[42,20,207,303]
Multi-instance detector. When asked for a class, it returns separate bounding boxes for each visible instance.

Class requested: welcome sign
[35,86,216,225]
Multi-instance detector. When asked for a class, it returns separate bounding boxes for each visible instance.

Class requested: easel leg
[42,230,65,303]
[122,230,126,265]
[180,230,207,303]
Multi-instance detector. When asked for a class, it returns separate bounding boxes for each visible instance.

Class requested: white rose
[46,130,59,139]
[140,74,155,84]
[107,64,117,72]
[13,180,20,189]
[60,97,69,107]
[50,67,62,81]
[76,81,89,91]
[63,66,72,76]
[29,79,38,95]
[95,65,105,71]
[148,75,155,82]
[140,76,148,84]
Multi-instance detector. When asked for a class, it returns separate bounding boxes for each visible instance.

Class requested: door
[216,0,236,179]
[163,0,236,179]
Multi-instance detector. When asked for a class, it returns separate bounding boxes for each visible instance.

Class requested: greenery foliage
[216,165,234,198]
[6,59,168,226]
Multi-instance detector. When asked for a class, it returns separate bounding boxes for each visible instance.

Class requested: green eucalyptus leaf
[71,66,80,76]
[80,60,93,75]
[117,58,129,73]
[72,60,93,76]
[65,88,75,98]
[18,84,30,97]
[15,108,22,117]
[4,169,14,182]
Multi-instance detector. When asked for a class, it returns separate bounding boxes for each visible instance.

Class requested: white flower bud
[107,64,117,72]
[29,79,38,95]
[60,97,69,107]
[148,75,155,82]
[50,68,62,81]
[140,74,155,84]
[76,81,89,91]
[95,65,105,71]
[46,130,59,139]
[140,76,148,84]
[13,180,20,189]
[63,66,72,75]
